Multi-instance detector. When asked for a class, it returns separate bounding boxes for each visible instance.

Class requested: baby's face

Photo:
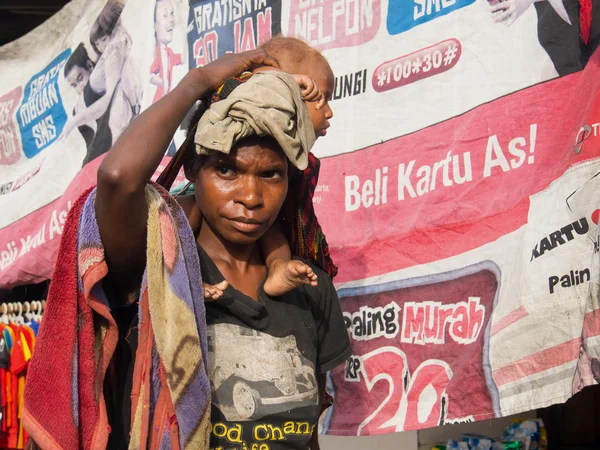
[302,60,334,138]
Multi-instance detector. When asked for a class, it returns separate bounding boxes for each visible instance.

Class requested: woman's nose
[235,176,263,209]
[324,103,333,120]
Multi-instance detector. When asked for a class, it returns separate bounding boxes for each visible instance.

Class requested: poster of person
[60,0,142,165]
[1,0,600,437]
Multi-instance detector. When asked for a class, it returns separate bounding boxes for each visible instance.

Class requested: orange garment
[22,327,35,354]
[17,327,32,449]
[16,375,25,448]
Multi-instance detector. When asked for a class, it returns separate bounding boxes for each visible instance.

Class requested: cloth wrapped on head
[194,71,315,170]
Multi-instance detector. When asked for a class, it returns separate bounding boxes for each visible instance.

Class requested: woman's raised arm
[95,50,280,303]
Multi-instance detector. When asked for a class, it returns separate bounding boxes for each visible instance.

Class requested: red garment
[0,324,7,441]
[150,43,182,103]
[580,0,593,44]
[23,187,117,450]
[5,324,24,449]
[0,367,5,433]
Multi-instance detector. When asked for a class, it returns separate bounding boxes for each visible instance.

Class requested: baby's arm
[261,223,318,297]
[290,74,326,110]
[176,194,229,300]
[261,222,292,266]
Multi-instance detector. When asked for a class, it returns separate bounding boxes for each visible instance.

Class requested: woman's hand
[488,0,535,26]
[199,49,280,91]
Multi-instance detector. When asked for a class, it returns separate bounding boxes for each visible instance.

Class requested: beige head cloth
[194,71,316,170]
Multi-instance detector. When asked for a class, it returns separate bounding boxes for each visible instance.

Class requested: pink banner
[0,156,183,288]
[317,63,599,283]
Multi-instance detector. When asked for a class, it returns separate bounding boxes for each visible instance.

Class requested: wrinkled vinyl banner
[1,0,600,436]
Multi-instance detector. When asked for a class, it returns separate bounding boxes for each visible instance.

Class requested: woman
[61,0,142,165]
[97,49,349,449]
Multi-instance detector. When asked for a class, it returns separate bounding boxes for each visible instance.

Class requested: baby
[178,37,335,300]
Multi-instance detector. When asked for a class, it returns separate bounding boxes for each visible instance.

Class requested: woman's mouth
[228,217,264,232]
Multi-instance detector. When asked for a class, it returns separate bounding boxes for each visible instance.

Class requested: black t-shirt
[103,248,351,450]
[198,246,351,450]
[105,301,138,450]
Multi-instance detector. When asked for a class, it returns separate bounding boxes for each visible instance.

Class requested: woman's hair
[156,100,209,189]
[179,103,209,177]
[89,0,124,54]
[64,43,93,76]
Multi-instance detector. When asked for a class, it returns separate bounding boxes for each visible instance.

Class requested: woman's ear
[184,164,195,183]
[182,150,201,182]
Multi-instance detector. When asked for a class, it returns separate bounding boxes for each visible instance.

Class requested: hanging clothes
[0,312,40,450]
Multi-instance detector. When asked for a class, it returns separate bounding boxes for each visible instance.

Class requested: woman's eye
[262,171,283,180]
[217,166,234,176]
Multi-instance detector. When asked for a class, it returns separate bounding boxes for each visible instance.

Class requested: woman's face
[155,0,175,44]
[193,138,289,245]
[94,35,110,54]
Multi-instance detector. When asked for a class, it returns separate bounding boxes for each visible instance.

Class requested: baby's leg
[264,259,318,297]
[260,223,319,296]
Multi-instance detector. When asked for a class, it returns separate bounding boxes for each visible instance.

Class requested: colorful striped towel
[23,183,211,449]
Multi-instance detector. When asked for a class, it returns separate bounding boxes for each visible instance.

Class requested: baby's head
[260,37,334,138]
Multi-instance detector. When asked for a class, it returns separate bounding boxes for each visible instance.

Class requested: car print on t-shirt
[207,323,319,422]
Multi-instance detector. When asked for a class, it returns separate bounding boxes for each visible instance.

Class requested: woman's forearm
[98,68,209,194]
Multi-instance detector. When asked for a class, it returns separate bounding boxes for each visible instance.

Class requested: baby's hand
[292,74,326,110]
[203,280,229,301]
